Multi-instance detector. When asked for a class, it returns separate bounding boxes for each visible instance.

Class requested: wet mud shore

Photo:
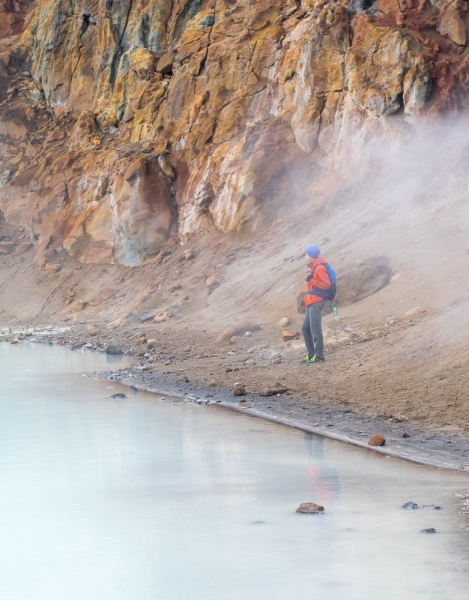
[107,367,469,473]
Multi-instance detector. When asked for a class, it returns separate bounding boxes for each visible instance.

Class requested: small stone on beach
[106,345,121,355]
[368,434,386,446]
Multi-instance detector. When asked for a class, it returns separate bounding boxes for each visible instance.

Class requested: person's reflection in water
[304,433,341,509]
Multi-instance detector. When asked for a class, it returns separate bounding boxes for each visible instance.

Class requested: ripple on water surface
[0,343,467,600]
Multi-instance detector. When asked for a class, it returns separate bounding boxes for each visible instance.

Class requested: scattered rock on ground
[138,309,158,322]
[106,345,122,355]
[136,336,147,345]
[45,263,62,273]
[14,242,32,255]
[368,434,386,446]
[277,317,291,328]
[147,339,157,349]
[281,331,299,342]
[0,241,17,254]
[260,385,289,397]
[296,503,325,514]
[296,290,307,314]
[217,322,261,343]
[335,257,392,308]
[106,318,128,329]
[234,386,246,396]
[183,249,195,260]
[404,306,428,318]
[206,273,223,293]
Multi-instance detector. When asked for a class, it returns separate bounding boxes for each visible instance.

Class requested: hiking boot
[309,355,325,363]
[301,355,315,364]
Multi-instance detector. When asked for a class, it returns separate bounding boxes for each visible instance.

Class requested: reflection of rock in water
[303,433,341,509]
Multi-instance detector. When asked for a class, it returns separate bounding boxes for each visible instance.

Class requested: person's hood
[307,257,326,270]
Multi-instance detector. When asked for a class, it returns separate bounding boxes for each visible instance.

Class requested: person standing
[301,245,334,364]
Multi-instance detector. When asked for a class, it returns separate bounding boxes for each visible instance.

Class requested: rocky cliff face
[1,0,469,266]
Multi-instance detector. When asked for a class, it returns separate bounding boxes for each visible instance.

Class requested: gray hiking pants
[301,301,325,359]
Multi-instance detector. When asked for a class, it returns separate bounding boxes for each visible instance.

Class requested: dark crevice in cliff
[110,0,134,88]
[62,176,70,206]
[70,14,94,93]
[172,0,202,43]
[197,1,217,78]
[221,85,268,111]
[139,13,150,47]
[80,14,91,37]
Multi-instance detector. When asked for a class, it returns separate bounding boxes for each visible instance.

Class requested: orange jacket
[305,258,331,306]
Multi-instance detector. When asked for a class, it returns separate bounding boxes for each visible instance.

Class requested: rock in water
[106,345,121,355]
[420,528,437,534]
[423,504,442,510]
[402,502,418,510]
[130,385,138,393]
[368,434,386,446]
[296,503,325,514]
[110,393,127,399]
[234,386,246,397]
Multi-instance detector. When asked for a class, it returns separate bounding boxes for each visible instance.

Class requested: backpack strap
[306,262,328,283]
[307,263,333,298]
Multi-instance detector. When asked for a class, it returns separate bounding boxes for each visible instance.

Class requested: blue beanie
[305,245,321,259]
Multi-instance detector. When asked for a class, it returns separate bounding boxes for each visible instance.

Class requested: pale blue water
[0,343,467,600]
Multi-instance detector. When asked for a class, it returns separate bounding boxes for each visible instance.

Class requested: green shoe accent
[301,355,314,364]
[310,355,325,363]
